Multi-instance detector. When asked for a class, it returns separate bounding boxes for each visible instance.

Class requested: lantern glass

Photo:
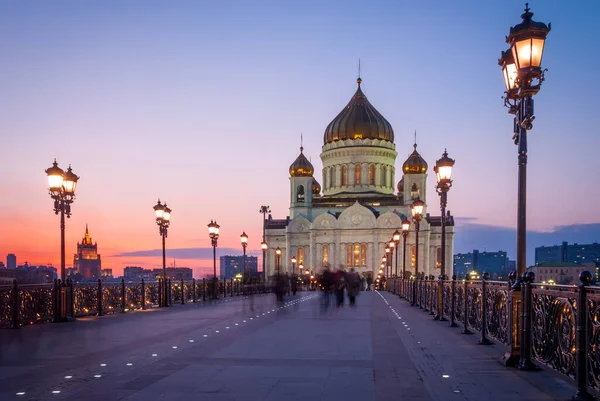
[46,161,65,192]
[513,37,545,70]
[240,232,248,245]
[261,241,268,250]
[275,247,282,256]
[291,256,297,264]
[154,201,165,219]
[62,166,79,196]
[411,200,424,217]
[393,230,401,242]
[402,220,410,232]
[503,60,518,91]
[163,206,171,221]
[389,241,395,248]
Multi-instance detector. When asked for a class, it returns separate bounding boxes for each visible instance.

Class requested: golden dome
[402,143,428,174]
[289,147,314,177]
[323,78,394,144]
[312,178,321,195]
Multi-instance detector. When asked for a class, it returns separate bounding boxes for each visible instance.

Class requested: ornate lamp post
[411,198,424,306]
[393,230,401,277]
[45,160,80,284]
[401,219,410,297]
[261,241,268,279]
[384,247,391,277]
[240,231,248,283]
[291,256,297,276]
[275,247,282,276]
[208,220,220,298]
[153,199,171,307]
[499,4,550,370]
[259,206,271,280]
[434,149,455,321]
[388,240,396,277]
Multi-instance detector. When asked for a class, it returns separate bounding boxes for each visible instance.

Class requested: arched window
[347,244,353,266]
[410,183,419,199]
[355,164,361,185]
[360,244,367,266]
[298,248,304,265]
[369,165,375,185]
[322,244,328,266]
[345,243,368,267]
[411,245,416,268]
[353,244,360,266]
[342,165,347,186]
[296,185,305,202]
[330,167,335,187]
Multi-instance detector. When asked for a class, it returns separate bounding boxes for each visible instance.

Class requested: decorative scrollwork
[486,283,509,344]
[467,285,482,332]
[126,284,142,310]
[443,282,452,319]
[531,288,576,379]
[455,285,464,322]
[0,286,13,328]
[18,284,54,326]
[102,284,121,314]
[73,283,99,316]
[586,289,600,389]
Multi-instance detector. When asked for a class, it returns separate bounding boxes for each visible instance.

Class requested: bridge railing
[386,274,599,397]
[0,277,272,329]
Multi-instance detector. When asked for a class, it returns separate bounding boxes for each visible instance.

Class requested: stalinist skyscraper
[73,225,102,279]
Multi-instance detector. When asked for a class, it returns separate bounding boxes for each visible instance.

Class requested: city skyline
[2,1,599,277]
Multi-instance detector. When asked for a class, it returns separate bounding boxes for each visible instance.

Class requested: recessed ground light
[126,363,133,366]
[203,334,208,337]
[152,354,158,357]
[52,390,61,394]
[16,392,25,396]
[189,340,194,343]
[100,364,107,367]
[94,375,102,378]
[235,323,238,326]
[172,346,178,349]
[442,375,450,378]
[65,375,73,379]
[215,330,220,333]
[226,327,230,329]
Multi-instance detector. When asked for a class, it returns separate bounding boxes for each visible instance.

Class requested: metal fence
[0,277,272,329]
[386,273,599,397]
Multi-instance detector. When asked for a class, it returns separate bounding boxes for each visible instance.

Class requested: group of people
[319,266,362,308]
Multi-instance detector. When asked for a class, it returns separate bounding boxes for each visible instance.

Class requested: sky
[1,1,599,277]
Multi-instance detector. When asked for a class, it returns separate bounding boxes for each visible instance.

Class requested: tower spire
[85,223,88,234]
[357,58,362,86]
[300,133,303,152]
[414,130,417,149]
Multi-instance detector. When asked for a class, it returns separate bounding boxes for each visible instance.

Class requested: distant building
[123,266,193,282]
[219,255,258,279]
[453,250,508,279]
[0,264,56,284]
[164,267,193,281]
[535,242,600,266]
[73,225,101,279]
[0,261,4,268]
[101,269,113,279]
[7,254,16,269]
[529,261,596,285]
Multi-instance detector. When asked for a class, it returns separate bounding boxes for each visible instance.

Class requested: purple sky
[1,1,599,273]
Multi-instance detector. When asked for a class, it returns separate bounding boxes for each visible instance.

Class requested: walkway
[0,291,579,400]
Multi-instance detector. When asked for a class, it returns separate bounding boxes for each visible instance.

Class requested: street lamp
[384,247,390,276]
[259,206,271,281]
[434,149,455,321]
[388,240,396,277]
[153,199,171,307]
[291,256,297,275]
[275,247,282,275]
[46,160,80,284]
[401,219,410,297]
[499,3,549,372]
[240,231,248,283]
[208,220,220,298]
[261,241,268,278]
[393,230,401,277]
[411,198,424,306]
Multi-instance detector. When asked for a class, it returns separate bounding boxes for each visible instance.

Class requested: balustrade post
[518,272,538,371]
[97,279,103,316]
[192,278,196,303]
[462,278,472,334]
[181,279,185,305]
[231,278,234,297]
[503,271,521,366]
[168,279,172,305]
[158,278,162,307]
[423,277,429,312]
[11,280,19,329]
[450,275,458,327]
[202,278,206,301]
[573,271,594,400]
[141,279,146,310]
[121,278,126,313]
[68,279,75,319]
[429,277,435,315]
[479,273,492,345]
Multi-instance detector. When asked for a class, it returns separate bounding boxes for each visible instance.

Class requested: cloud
[113,247,262,259]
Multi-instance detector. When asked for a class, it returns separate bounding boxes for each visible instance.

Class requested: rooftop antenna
[357,58,362,86]
[300,132,303,152]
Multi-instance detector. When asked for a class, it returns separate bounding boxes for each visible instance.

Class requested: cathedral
[264,78,454,279]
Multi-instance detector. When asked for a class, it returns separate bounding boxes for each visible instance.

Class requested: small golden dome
[397,177,404,193]
[289,147,314,177]
[402,143,428,174]
[312,178,321,195]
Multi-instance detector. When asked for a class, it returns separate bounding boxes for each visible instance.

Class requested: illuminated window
[347,244,353,266]
[436,247,442,268]
[322,244,328,265]
[298,248,303,265]
[354,244,360,266]
[355,164,361,185]
[360,244,367,266]
[411,245,416,267]
[369,165,375,185]
[342,165,347,186]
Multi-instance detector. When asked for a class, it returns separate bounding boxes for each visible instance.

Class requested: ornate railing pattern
[0,278,272,329]
[531,284,577,379]
[486,282,509,344]
[586,287,600,390]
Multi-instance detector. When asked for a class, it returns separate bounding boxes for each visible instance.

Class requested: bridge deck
[0,291,577,400]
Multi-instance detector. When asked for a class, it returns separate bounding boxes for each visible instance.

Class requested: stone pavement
[0,290,581,400]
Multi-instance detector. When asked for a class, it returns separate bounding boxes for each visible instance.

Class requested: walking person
[335,267,346,307]
[320,267,334,312]
[347,268,360,307]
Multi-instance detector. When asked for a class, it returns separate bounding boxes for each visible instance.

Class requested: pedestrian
[347,268,360,307]
[335,268,346,307]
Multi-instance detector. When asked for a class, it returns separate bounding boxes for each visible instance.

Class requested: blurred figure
[366,274,373,291]
[320,267,334,312]
[291,274,298,295]
[347,268,360,307]
[334,267,346,307]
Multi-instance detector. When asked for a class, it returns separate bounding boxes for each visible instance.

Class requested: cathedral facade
[264,78,454,279]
